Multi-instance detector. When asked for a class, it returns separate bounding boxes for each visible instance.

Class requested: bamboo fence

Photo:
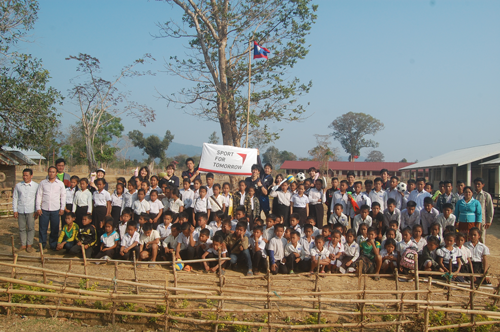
[0,241,500,331]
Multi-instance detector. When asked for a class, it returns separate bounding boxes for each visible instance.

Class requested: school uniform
[222,193,233,217]
[369,189,387,212]
[92,189,111,232]
[64,186,78,222]
[284,242,309,272]
[121,190,137,213]
[380,249,397,266]
[408,190,431,212]
[327,241,344,268]
[356,234,368,245]
[180,188,195,224]
[117,222,128,240]
[299,236,315,259]
[177,232,195,260]
[310,246,330,266]
[420,207,439,235]
[436,213,456,238]
[413,237,427,254]
[161,197,170,212]
[169,198,184,214]
[464,241,490,275]
[204,246,227,268]
[263,226,275,243]
[308,188,325,228]
[110,193,123,227]
[290,224,303,237]
[249,236,267,271]
[349,192,371,219]
[290,194,309,226]
[352,215,373,234]
[162,234,179,260]
[328,212,348,228]
[382,230,402,243]
[268,236,288,274]
[119,231,140,261]
[193,196,211,226]
[139,230,160,257]
[331,191,350,215]
[132,198,150,222]
[386,188,404,210]
[72,189,93,228]
[341,242,360,271]
[151,186,163,194]
[436,246,465,282]
[401,209,420,230]
[95,230,120,259]
[148,199,164,229]
[396,239,418,255]
[269,188,291,225]
[382,208,401,229]
[157,223,172,239]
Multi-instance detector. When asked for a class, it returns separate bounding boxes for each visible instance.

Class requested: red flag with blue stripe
[253,41,270,59]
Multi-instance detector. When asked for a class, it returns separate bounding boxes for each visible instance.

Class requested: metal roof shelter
[280,161,415,178]
[2,146,45,162]
[399,142,500,195]
[480,158,500,166]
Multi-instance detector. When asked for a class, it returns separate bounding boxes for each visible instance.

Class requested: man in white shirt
[13,168,38,253]
[36,166,66,250]
[408,178,431,212]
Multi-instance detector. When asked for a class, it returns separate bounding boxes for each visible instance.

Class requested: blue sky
[19,0,500,162]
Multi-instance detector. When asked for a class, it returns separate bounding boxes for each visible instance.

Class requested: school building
[279,161,415,179]
[399,142,500,196]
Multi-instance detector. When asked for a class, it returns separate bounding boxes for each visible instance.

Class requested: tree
[262,146,281,170]
[279,150,297,163]
[365,150,385,162]
[61,113,124,167]
[308,134,339,175]
[208,131,219,145]
[128,130,174,164]
[399,158,408,163]
[33,122,63,166]
[329,112,384,162]
[0,1,62,149]
[65,53,156,172]
[157,0,317,147]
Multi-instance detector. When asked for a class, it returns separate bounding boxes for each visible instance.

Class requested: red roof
[280,161,414,172]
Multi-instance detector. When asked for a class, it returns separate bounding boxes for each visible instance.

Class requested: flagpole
[245,40,252,148]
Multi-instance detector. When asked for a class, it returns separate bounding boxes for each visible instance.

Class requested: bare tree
[308,134,339,175]
[65,53,156,172]
[365,150,385,162]
[156,0,317,147]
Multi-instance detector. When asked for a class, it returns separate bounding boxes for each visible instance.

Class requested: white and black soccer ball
[296,172,306,182]
[397,182,407,193]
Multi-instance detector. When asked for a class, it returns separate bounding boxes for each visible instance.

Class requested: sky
[17,0,500,162]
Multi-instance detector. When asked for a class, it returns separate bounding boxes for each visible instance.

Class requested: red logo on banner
[237,153,247,165]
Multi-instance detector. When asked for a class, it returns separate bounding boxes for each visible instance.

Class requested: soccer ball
[296,172,306,182]
[397,182,407,193]
[175,259,184,271]
[286,175,295,183]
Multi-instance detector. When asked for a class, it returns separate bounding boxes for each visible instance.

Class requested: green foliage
[365,150,385,162]
[158,0,317,146]
[10,280,55,304]
[301,313,330,332]
[128,130,174,163]
[208,131,219,144]
[262,146,297,169]
[329,112,384,160]
[0,54,62,149]
[61,113,123,167]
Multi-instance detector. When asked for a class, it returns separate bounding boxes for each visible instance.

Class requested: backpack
[400,248,418,270]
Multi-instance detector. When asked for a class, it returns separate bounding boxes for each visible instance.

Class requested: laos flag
[253,41,270,59]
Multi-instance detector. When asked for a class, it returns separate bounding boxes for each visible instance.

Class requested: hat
[96,168,106,174]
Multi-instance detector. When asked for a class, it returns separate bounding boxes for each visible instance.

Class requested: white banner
[198,143,258,176]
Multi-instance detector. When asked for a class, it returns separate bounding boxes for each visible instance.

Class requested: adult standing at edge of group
[12,168,38,253]
[160,164,179,188]
[182,158,201,188]
[36,166,66,250]
[245,164,271,218]
[454,186,482,237]
[380,169,390,190]
[473,177,494,243]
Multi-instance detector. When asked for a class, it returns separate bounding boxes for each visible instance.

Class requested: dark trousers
[118,246,140,261]
[95,247,117,259]
[271,259,288,275]
[229,249,252,270]
[179,246,195,261]
[74,206,88,229]
[39,210,60,250]
[252,251,267,271]
[93,206,107,234]
[273,203,290,226]
[204,252,220,268]
[149,213,159,229]
[111,206,122,228]
[62,241,76,252]
[293,207,307,226]
[309,203,324,228]
[284,254,299,273]
[69,243,94,258]
[185,207,194,225]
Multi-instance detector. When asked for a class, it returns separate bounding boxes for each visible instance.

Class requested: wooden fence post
[214,248,224,332]
[39,243,47,284]
[424,277,432,332]
[172,251,178,295]
[266,257,271,332]
[164,272,170,332]
[415,254,420,312]
[55,260,72,318]
[133,250,139,294]
[81,244,89,289]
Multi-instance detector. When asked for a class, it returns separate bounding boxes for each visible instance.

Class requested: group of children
[51,166,491,282]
